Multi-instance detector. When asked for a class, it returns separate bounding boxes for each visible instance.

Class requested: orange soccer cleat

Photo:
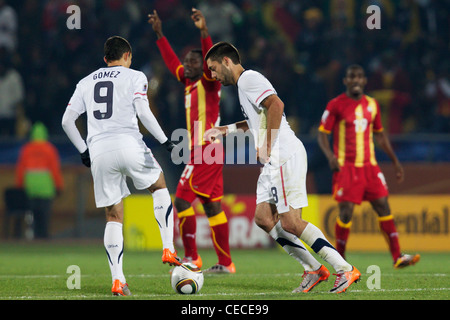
[181,255,203,269]
[203,262,236,274]
[162,248,182,266]
[292,265,330,293]
[330,266,361,293]
[111,279,132,296]
[394,254,420,269]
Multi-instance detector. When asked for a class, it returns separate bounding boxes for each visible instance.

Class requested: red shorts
[332,163,389,204]
[175,145,224,204]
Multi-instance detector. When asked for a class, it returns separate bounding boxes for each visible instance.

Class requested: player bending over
[203,42,360,293]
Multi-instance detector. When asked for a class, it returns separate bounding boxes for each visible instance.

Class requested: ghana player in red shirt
[318,64,420,268]
[148,8,234,273]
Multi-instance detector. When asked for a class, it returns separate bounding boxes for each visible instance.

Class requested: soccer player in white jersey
[62,36,181,296]
[204,42,361,293]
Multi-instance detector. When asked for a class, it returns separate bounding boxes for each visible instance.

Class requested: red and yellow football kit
[319,93,389,204]
[319,93,403,263]
[156,36,232,267]
[156,35,223,204]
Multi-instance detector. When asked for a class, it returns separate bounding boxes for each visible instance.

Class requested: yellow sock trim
[177,207,195,218]
[336,217,352,228]
[179,217,186,238]
[208,211,227,227]
[378,215,394,222]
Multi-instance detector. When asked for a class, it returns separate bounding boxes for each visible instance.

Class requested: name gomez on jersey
[66,66,150,160]
[92,69,121,80]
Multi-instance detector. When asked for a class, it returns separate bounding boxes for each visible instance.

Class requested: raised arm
[191,8,213,78]
[148,9,164,39]
[148,10,185,82]
[191,8,209,39]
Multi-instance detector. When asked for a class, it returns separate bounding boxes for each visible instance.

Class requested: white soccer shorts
[91,147,162,208]
[256,147,309,213]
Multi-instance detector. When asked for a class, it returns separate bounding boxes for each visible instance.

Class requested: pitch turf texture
[0,242,448,300]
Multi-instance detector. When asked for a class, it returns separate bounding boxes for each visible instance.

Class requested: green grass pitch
[0,242,448,301]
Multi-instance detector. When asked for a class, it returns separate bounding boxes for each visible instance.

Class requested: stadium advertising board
[123,194,270,250]
[123,194,450,251]
[317,195,450,252]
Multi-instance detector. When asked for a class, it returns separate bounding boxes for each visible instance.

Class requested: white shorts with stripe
[256,146,308,213]
[91,147,162,208]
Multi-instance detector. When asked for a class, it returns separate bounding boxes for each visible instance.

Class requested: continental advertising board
[123,194,450,251]
[316,195,449,251]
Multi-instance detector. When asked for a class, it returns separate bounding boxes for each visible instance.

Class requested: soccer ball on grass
[170,262,204,294]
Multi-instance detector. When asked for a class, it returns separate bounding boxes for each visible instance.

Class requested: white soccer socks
[152,188,175,252]
[269,221,321,272]
[104,221,126,283]
[300,223,352,272]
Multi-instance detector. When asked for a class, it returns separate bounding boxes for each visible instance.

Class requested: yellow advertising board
[315,195,450,252]
[123,194,450,251]
[123,195,162,250]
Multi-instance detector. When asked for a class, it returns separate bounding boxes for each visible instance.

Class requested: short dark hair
[104,36,132,62]
[205,41,240,64]
[190,49,203,59]
[345,64,364,75]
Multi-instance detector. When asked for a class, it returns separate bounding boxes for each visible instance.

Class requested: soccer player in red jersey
[318,64,420,268]
[148,9,234,273]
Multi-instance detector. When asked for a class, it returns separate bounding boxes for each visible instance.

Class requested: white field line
[0,272,447,279]
[0,272,448,299]
[1,287,450,300]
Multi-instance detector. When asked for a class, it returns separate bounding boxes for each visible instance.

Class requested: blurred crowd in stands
[0,0,449,140]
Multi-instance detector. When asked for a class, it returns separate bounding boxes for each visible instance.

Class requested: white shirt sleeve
[134,99,168,144]
[61,108,88,153]
[239,71,276,107]
[133,71,150,102]
[131,72,168,144]
[62,83,88,153]
[66,83,86,115]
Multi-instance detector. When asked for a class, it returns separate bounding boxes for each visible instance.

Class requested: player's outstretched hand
[191,8,206,30]
[148,10,163,37]
[204,127,225,143]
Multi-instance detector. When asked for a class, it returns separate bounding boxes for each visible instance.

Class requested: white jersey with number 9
[66,65,149,160]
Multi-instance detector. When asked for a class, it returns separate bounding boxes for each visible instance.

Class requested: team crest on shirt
[143,84,147,92]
